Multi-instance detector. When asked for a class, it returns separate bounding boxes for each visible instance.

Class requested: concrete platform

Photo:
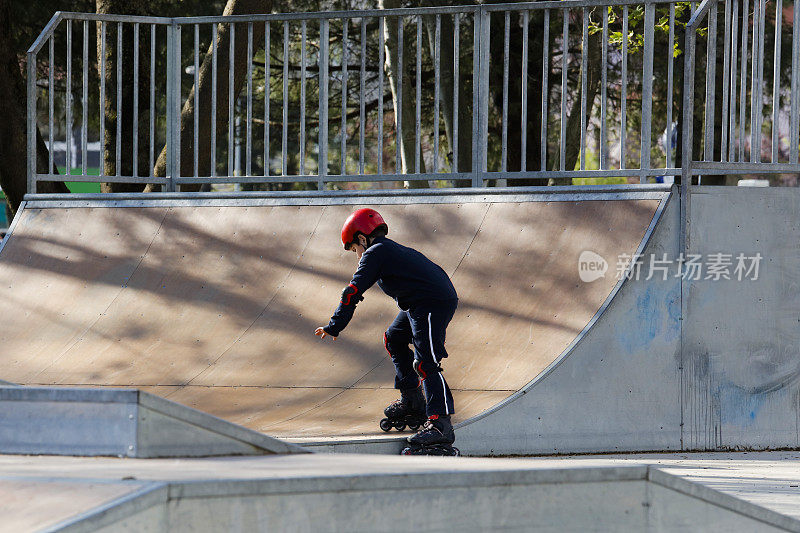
[2,451,799,532]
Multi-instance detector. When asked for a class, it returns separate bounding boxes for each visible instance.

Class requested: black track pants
[383,299,457,417]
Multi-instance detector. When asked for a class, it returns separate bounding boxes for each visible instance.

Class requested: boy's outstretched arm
[314,246,385,339]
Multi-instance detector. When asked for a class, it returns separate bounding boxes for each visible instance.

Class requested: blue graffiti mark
[616,283,681,354]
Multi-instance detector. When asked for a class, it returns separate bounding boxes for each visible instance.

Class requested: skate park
[4,0,800,531]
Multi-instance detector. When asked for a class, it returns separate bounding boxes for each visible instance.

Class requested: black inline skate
[400,414,460,456]
[380,387,427,432]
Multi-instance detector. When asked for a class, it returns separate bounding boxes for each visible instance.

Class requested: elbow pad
[340,283,364,306]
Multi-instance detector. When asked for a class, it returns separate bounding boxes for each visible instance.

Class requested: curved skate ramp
[0,188,667,443]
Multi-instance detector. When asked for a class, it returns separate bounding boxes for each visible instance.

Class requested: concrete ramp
[0,187,668,453]
[0,386,306,457]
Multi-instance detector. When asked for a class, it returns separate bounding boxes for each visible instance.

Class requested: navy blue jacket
[323,236,457,337]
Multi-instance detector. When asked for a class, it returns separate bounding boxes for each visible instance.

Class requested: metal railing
[25,1,770,193]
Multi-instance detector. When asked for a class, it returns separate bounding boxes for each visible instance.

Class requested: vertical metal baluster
[150,25,155,177]
[319,18,329,187]
[501,11,509,173]
[720,1,731,162]
[246,22,253,178]
[194,24,200,177]
[99,23,105,178]
[116,23,122,177]
[133,23,139,178]
[479,9,490,175]
[359,18,366,175]
[705,0,717,163]
[560,9,567,172]
[622,6,629,169]
[211,23,218,177]
[228,23,235,177]
[397,17,403,174]
[82,20,88,176]
[541,9,549,172]
[665,5,673,168]
[601,7,608,170]
[341,19,348,176]
[757,0,766,162]
[472,11,480,181]
[66,21,72,176]
[640,3,654,181]
[300,20,306,175]
[453,13,460,174]
[434,14,441,174]
[27,48,37,192]
[750,0,760,162]
[165,25,175,190]
[174,25,181,186]
[772,0,782,163]
[379,17,385,175]
[729,0,739,161]
[739,0,749,161]
[580,8,588,170]
[48,35,54,175]
[264,22,270,177]
[520,11,528,173]
[792,0,799,164]
[415,15,421,174]
[282,21,288,176]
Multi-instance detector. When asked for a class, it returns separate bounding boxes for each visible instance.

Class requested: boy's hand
[315,327,337,340]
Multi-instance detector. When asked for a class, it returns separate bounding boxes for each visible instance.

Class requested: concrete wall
[682,187,800,450]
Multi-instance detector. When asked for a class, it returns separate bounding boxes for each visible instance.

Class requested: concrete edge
[647,467,800,532]
[137,392,309,455]
[46,465,651,532]
[44,483,169,533]
[0,380,19,387]
[451,188,675,432]
[0,200,27,255]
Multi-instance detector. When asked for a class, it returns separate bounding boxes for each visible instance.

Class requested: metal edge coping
[22,184,673,208]
[137,392,309,455]
[647,467,800,532]
[0,386,139,404]
[450,187,675,431]
[0,200,27,256]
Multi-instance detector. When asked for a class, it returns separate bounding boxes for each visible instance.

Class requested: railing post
[475,7,490,187]
[319,18,329,190]
[27,51,37,195]
[166,24,181,192]
[682,11,700,255]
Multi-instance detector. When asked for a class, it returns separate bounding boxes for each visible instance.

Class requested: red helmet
[341,208,388,249]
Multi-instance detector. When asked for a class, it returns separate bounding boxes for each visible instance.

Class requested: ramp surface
[0,189,663,440]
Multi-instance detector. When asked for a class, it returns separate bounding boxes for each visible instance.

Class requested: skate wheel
[452,447,461,457]
[396,424,406,431]
[379,418,392,432]
[400,447,413,455]
[408,424,420,431]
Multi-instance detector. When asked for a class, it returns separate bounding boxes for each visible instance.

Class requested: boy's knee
[384,328,408,354]
[413,358,443,380]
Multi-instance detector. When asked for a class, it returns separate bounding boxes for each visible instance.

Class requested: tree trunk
[0,0,68,214]
[149,0,271,192]
[381,0,428,188]
[548,25,603,185]
[423,11,472,187]
[96,0,156,192]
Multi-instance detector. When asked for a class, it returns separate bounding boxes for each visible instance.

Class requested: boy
[314,208,458,452]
